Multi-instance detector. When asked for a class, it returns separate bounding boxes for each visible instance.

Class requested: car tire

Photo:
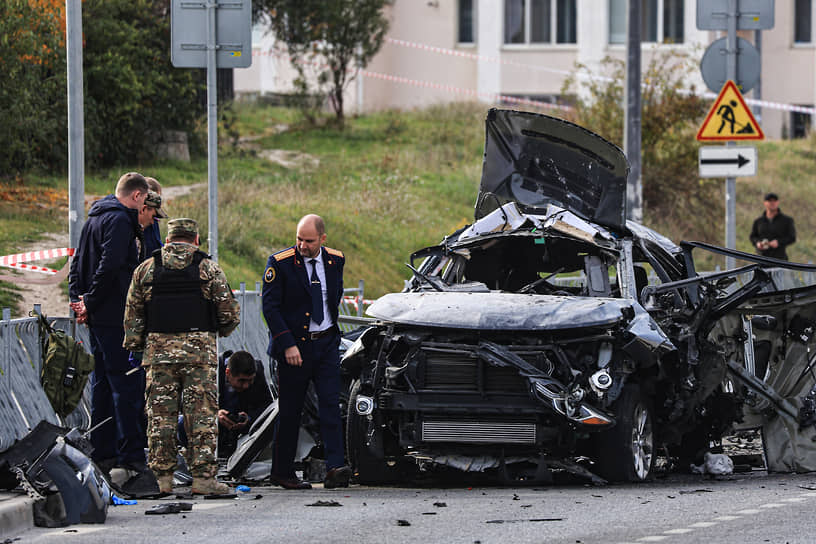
[346,379,399,484]
[594,384,654,482]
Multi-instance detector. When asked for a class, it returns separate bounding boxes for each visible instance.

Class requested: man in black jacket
[216,350,273,457]
[69,172,150,476]
[749,192,796,261]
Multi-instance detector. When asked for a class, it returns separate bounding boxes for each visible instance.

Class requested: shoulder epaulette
[273,248,296,262]
[325,247,344,258]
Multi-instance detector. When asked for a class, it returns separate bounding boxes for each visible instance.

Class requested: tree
[0,0,67,176]
[562,52,720,244]
[255,0,390,127]
[82,0,201,167]
[0,0,203,176]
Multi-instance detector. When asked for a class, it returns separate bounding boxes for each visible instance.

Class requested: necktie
[309,259,324,325]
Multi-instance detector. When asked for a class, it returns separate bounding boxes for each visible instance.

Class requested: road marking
[630,488,816,544]
[735,508,761,514]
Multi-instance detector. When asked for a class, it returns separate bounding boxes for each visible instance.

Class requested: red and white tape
[0,247,74,275]
[343,295,374,312]
[262,49,568,111]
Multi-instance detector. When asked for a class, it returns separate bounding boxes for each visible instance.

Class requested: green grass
[3,102,816,315]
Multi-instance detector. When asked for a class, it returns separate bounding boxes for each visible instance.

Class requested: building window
[459,0,475,43]
[504,0,577,45]
[609,0,684,44]
[791,109,812,138]
[795,0,811,43]
[663,0,684,43]
[609,0,627,44]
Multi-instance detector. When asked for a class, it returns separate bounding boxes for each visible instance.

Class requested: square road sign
[699,146,757,178]
[697,0,774,30]
[171,0,252,69]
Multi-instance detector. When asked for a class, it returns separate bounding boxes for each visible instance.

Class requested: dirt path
[13,183,207,318]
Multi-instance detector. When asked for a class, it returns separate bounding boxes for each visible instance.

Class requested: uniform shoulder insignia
[325,247,344,258]
[273,248,296,262]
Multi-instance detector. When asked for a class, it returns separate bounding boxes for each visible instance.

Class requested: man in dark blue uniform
[262,214,351,489]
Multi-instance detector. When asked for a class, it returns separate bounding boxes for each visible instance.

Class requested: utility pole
[624,0,642,223]
[724,0,737,270]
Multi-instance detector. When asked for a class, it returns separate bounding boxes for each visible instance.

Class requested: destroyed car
[341,108,816,483]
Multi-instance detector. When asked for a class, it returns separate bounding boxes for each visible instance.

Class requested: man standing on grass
[749,192,796,261]
[68,172,153,483]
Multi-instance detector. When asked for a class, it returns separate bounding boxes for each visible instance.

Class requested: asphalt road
[14,470,816,544]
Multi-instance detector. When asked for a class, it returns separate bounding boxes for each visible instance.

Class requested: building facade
[234,0,816,140]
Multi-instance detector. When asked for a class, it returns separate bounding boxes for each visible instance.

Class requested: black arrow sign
[700,154,751,168]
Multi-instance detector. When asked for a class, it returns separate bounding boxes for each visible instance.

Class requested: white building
[235,0,816,139]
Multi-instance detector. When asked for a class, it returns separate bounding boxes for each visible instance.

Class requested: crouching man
[178,350,273,458]
[123,218,240,495]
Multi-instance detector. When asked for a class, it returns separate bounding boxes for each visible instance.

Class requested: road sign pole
[66,0,84,253]
[206,0,218,262]
[624,0,642,223]
[725,0,738,270]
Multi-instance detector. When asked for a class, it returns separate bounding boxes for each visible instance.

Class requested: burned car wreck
[341,109,816,484]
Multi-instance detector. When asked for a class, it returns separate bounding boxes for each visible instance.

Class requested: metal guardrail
[0,281,375,450]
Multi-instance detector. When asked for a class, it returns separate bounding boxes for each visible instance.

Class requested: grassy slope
[2,103,816,315]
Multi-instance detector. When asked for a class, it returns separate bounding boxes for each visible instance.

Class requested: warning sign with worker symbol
[697,80,764,141]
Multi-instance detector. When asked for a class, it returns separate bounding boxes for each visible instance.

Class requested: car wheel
[594,384,654,482]
[346,379,399,484]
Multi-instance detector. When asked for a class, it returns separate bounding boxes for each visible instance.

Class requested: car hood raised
[475,109,629,231]
[367,291,635,331]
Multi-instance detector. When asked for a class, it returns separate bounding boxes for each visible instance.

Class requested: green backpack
[37,314,95,418]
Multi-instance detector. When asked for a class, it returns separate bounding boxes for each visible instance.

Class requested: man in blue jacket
[262,214,351,489]
[69,172,151,478]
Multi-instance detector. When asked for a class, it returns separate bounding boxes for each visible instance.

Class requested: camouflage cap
[167,218,198,238]
[144,190,167,218]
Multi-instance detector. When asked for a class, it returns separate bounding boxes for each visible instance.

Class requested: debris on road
[145,502,193,515]
[306,500,342,507]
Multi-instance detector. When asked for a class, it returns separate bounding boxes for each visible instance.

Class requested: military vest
[145,249,217,333]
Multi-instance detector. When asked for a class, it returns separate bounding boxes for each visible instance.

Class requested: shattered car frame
[341,109,816,483]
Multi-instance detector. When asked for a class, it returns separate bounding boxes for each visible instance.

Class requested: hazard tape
[253,38,816,116]
[360,69,570,111]
[343,295,374,312]
[0,247,74,275]
[383,37,816,116]
[263,49,569,111]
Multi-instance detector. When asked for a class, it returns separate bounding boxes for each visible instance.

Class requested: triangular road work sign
[697,80,764,141]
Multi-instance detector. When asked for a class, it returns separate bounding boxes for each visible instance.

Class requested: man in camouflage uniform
[123,218,240,495]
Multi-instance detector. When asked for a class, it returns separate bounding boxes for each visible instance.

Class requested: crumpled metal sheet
[366,291,635,331]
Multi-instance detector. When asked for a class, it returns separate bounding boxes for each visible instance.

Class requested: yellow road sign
[696,80,764,141]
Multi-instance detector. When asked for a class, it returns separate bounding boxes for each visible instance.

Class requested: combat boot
[156,474,174,494]
[191,478,231,495]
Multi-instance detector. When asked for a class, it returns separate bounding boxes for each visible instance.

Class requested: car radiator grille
[422,350,531,392]
[421,420,537,444]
